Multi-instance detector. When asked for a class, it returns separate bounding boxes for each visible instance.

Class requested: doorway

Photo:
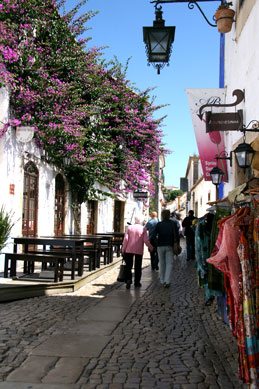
[54,174,65,236]
[22,161,38,237]
[86,200,98,234]
[113,200,125,232]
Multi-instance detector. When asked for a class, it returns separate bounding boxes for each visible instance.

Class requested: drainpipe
[218,33,225,200]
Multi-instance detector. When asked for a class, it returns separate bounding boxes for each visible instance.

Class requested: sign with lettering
[133,191,148,199]
[206,110,243,132]
[185,88,228,182]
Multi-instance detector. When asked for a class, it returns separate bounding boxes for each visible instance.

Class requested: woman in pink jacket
[122,215,153,289]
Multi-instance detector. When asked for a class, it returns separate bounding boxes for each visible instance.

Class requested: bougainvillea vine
[0,0,168,203]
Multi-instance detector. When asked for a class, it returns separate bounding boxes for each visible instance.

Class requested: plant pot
[214,9,235,34]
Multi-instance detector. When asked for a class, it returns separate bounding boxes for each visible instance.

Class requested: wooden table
[104,232,124,257]
[56,235,103,270]
[94,234,114,264]
[12,236,86,280]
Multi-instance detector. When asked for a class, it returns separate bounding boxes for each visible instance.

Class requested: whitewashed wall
[0,86,148,272]
[223,0,259,195]
[192,180,217,218]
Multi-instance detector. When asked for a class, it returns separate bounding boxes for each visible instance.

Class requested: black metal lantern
[63,155,71,167]
[233,141,255,170]
[143,6,175,74]
[210,166,224,186]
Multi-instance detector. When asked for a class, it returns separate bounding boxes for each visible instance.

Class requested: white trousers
[157,245,174,284]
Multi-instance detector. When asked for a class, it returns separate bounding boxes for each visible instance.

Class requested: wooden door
[113,200,125,232]
[86,200,98,234]
[54,174,65,236]
[22,162,38,237]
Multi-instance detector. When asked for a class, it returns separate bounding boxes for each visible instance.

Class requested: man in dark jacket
[145,211,159,270]
[153,209,179,288]
[182,210,196,261]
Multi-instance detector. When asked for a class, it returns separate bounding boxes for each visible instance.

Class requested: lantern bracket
[150,1,220,28]
[216,150,232,167]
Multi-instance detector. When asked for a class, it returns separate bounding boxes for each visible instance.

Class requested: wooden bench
[47,245,99,273]
[112,237,123,257]
[4,252,66,282]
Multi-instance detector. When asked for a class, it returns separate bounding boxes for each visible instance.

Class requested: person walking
[153,209,179,288]
[182,210,197,261]
[145,211,159,270]
[122,215,153,289]
[170,212,180,240]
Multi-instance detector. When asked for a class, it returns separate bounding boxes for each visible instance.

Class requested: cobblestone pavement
[0,248,249,389]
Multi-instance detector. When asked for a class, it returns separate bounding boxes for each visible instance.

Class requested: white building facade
[0,88,149,271]
[220,0,259,196]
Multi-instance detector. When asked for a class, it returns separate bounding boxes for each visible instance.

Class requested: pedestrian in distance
[173,212,184,238]
[182,209,197,261]
[122,215,153,289]
[153,209,179,288]
[145,211,159,271]
[170,211,180,241]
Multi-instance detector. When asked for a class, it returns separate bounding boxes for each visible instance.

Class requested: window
[193,161,199,185]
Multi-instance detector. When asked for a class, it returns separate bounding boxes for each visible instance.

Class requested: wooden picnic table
[100,232,124,257]
[9,236,87,280]
[54,235,104,269]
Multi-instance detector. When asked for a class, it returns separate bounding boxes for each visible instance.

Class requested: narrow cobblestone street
[0,248,248,388]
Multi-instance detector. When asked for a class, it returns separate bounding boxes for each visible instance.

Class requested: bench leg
[11,258,16,277]
[53,260,64,282]
[59,260,64,281]
[4,256,9,278]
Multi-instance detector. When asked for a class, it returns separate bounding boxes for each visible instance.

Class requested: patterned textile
[210,207,231,254]
[237,228,259,386]
[252,200,259,338]
[208,209,227,293]
[195,214,222,301]
[207,201,259,386]
[207,214,241,335]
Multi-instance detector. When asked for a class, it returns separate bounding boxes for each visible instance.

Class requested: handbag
[117,259,127,282]
[173,242,182,256]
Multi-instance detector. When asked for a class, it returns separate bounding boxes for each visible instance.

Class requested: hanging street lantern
[210,165,225,186]
[143,5,175,74]
[233,141,255,170]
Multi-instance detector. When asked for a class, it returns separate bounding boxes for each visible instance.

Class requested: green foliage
[0,0,167,203]
[166,189,183,202]
[0,206,15,251]
[217,1,233,10]
[148,196,157,215]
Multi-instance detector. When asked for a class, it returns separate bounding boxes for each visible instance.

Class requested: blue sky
[65,0,221,187]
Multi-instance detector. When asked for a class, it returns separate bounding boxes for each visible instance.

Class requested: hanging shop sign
[206,110,243,133]
[185,88,228,182]
[133,191,148,199]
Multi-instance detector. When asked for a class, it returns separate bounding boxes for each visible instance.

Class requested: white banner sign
[185,88,228,181]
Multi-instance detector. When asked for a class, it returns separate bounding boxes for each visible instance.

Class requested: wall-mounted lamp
[210,165,224,186]
[234,141,255,170]
[63,155,71,167]
[210,139,257,186]
[209,119,259,186]
[41,149,52,163]
[143,5,175,74]
[143,0,221,73]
